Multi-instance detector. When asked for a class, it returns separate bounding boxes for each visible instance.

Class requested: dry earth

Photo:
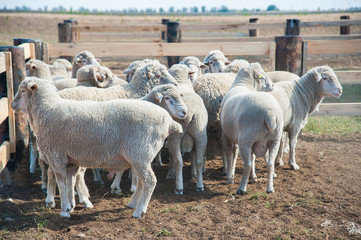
[0,12,361,239]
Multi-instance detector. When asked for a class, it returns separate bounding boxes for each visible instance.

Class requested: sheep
[25,59,53,82]
[49,59,72,79]
[220,65,283,194]
[110,84,188,194]
[123,59,153,82]
[269,66,342,170]
[179,56,209,81]
[71,50,101,78]
[59,60,177,101]
[224,59,250,74]
[203,50,230,73]
[11,77,183,218]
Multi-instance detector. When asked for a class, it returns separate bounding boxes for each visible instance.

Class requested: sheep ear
[31,64,37,70]
[27,82,38,92]
[314,72,322,82]
[225,61,231,66]
[147,72,155,79]
[155,92,163,103]
[200,64,209,69]
[96,58,102,63]
[67,67,72,71]
[75,57,81,64]
[123,68,134,75]
[189,71,196,75]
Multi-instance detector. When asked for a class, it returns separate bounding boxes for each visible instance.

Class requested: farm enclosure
[0,12,361,239]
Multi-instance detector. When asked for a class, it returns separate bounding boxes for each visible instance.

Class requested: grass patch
[156,228,172,237]
[248,192,268,202]
[304,116,361,136]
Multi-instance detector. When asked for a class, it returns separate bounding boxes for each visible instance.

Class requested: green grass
[304,116,361,136]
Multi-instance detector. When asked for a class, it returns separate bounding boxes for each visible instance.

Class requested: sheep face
[73,51,100,69]
[12,79,36,113]
[25,59,47,77]
[314,67,342,98]
[203,50,230,73]
[250,63,274,92]
[89,66,113,88]
[180,57,208,81]
[124,61,146,83]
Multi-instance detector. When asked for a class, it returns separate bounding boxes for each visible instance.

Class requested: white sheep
[11,77,183,218]
[224,59,250,74]
[166,64,208,194]
[25,59,53,82]
[203,50,230,73]
[220,65,283,193]
[179,56,208,81]
[270,66,342,170]
[110,84,188,194]
[71,50,101,78]
[123,59,153,82]
[49,59,72,79]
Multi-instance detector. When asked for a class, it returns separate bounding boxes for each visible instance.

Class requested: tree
[201,6,206,13]
[159,7,164,13]
[267,5,279,11]
[169,6,174,13]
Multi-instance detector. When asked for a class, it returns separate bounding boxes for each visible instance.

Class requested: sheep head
[203,50,230,73]
[313,66,342,98]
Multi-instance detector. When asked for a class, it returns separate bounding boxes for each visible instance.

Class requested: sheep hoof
[127,202,136,209]
[46,201,55,208]
[83,200,93,209]
[273,172,277,178]
[111,188,122,195]
[236,189,246,195]
[266,189,274,193]
[196,187,204,192]
[275,160,284,166]
[174,189,183,195]
[226,180,234,184]
[248,178,257,184]
[60,211,71,218]
[132,211,143,218]
[290,163,299,170]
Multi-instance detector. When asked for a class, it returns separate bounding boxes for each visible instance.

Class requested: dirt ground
[0,12,361,239]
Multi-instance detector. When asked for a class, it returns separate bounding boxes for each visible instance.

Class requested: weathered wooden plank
[79,32,161,38]
[17,43,35,60]
[6,52,15,153]
[0,52,5,73]
[48,42,273,58]
[311,103,361,116]
[269,42,276,71]
[335,71,361,85]
[308,39,361,55]
[0,141,10,173]
[303,34,361,41]
[180,22,285,31]
[301,20,361,27]
[0,98,8,125]
[72,24,167,33]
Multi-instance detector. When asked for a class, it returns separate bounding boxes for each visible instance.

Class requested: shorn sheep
[49,58,72,79]
[270,66,342,170]
[110,84,188,194]
[220,65,283,194]
[179,56,209,81]
[71,50,101,78]
[167,64,208,194]
[12,77,183,218]
[203,50,230,73]
[123,58,153,82]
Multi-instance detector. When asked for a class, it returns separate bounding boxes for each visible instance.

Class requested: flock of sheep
[11,49,343,218]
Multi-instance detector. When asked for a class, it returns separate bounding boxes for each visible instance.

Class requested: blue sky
[1,0,360,11]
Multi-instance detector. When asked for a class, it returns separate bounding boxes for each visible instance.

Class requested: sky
[1,0,360,11]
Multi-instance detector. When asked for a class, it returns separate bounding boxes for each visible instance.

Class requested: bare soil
[0,12,361,239]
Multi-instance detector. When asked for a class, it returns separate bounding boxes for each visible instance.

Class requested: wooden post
[167,21,180,67]
[0,46,30,186]
[58,21,72,61]
[274,36,303,76]
[249,18,259,37]
[340,16,351,35]
[13,38,43,60]
[64,19,79,41]
[286,19,300,36]
[161,19,169,41]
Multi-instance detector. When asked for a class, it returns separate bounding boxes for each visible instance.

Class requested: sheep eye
[164,96,170,100]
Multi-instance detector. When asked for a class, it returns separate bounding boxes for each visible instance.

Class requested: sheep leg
[45,166,56,208]
[275,132,286,166]
[130,168,138,193]
[222,134,235,184]
[67,165,79,211]
[153,152,162,167]
[131,163,157,218]
[92,169,104,185]
[283,132,290,153]
[166,155,175,179]
[190,152,197,180]
[128,177,142,209]
[249,153,257,184]
[169,138,184,194]
[288,129,300,170]
[75,167,93,209]
[236,144,252,195]
[29,130,38,175]
[38,157,48,192]
[266,140,281,193]
[110,171,124,194]
[52,166,72,218]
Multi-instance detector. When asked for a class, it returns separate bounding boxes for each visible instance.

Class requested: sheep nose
[219,69,223,73]
[173,82,178,86]
[182,111,187,116]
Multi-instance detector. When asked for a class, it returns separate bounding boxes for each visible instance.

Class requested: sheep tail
[264,112,277,131]
[169,120,183,134]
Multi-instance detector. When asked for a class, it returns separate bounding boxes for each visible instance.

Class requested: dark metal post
[167,21,180,67]
[0,46,30,186]
[340,16,351,35]
[275,36,303,76]
[58,21,72,61]
[286,19,300,36]
[161,19,170,41]
[64,19,79,41]
[249,18,259,37]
